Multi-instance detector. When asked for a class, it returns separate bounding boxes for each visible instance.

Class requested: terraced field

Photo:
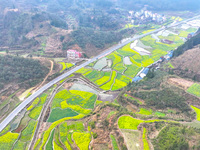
[72,24,198,92]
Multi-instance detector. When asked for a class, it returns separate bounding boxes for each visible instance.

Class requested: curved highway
[0,15,199,132]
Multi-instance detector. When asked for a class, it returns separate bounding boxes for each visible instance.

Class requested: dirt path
[33,60,54,92]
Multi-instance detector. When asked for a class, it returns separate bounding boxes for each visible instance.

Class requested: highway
[0,15,199,132]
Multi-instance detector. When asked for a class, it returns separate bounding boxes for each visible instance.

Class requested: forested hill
[0,55,49,90]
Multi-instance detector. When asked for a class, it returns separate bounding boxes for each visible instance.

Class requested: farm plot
[121,129,140,150]
[70,83,98,94]
[59,62,74,72]
[73,132,91,150]
[100,71,117,91]
[0,132,19,150]
[124,64,142,78]
[47,108,79,122]
[94,71,111,86]
[110,134,119,150]
[117,43,139,56]
[118,116,144,130]
[143,128,150,150]
[84,70,105,82]
[113,63,126,73]
[76,67,92,74]
[28,93,48,120]
[41,121,90,150]
[111,74,131,91]
[93,57,107,70]
[106,52,122,67]
[50,89,97,120]
[137,108,153,116]
[187,83,200,97]
[191,105,200,121]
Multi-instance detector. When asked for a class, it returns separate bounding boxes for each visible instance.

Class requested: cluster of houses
[132,50,174,82]
[128,9,166,24]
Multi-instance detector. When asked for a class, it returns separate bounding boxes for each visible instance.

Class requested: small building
[164,51,174,60]
[132,76,143,82]
[187,32,195,39]
[67,50,82,59]
[139,68,150,78]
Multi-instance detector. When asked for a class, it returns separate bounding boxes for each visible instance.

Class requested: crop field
[187,83,200,97]
[45,129,55,150]
[20,120,37,142]
[191,105,200,121]
[28,105,43,120]
[100,71,117,90]
[117,43,139,56]
[124,64,142,78]
[111,73,131,91]
[94,71,111,86]
[155,112,166,117]
[179,30,189,37]
[51,89,97,119]
[110,134,119,150]
[13,140,26,150]
[76,67,93,74]
[93,57,107,70]
[143,128,150,150]
[124,94,142,104]
[28,94,48,120]
[48,108,79,122]
[121,129,140,150]
[73,132,91,150]
[118,116,144,130]
[113,63,126,73]
[0,132,19,150]
[59,123,72,150]
[84,70,105,82]
[106,52,122,67]
[138,108,153,115]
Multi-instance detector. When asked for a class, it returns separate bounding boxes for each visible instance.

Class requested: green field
[73,132,91,150]
[191,105,200,121]
[187,83,200,97]
[94,71,111,86]
[48,108,79,122]
[118,116,144,130]
[143,128,150,150]
[100,71,117,90]
[138,108,153,115]
[110,134,119,150]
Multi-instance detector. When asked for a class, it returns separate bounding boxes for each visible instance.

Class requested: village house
[67,49,82,59]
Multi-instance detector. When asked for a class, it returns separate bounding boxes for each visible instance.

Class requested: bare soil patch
[168,78,194,90]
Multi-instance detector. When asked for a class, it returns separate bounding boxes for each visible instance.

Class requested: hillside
[0,1,200,150]
[171,46,200,81]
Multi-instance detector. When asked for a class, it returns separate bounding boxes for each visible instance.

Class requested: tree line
[0,55,49,90]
